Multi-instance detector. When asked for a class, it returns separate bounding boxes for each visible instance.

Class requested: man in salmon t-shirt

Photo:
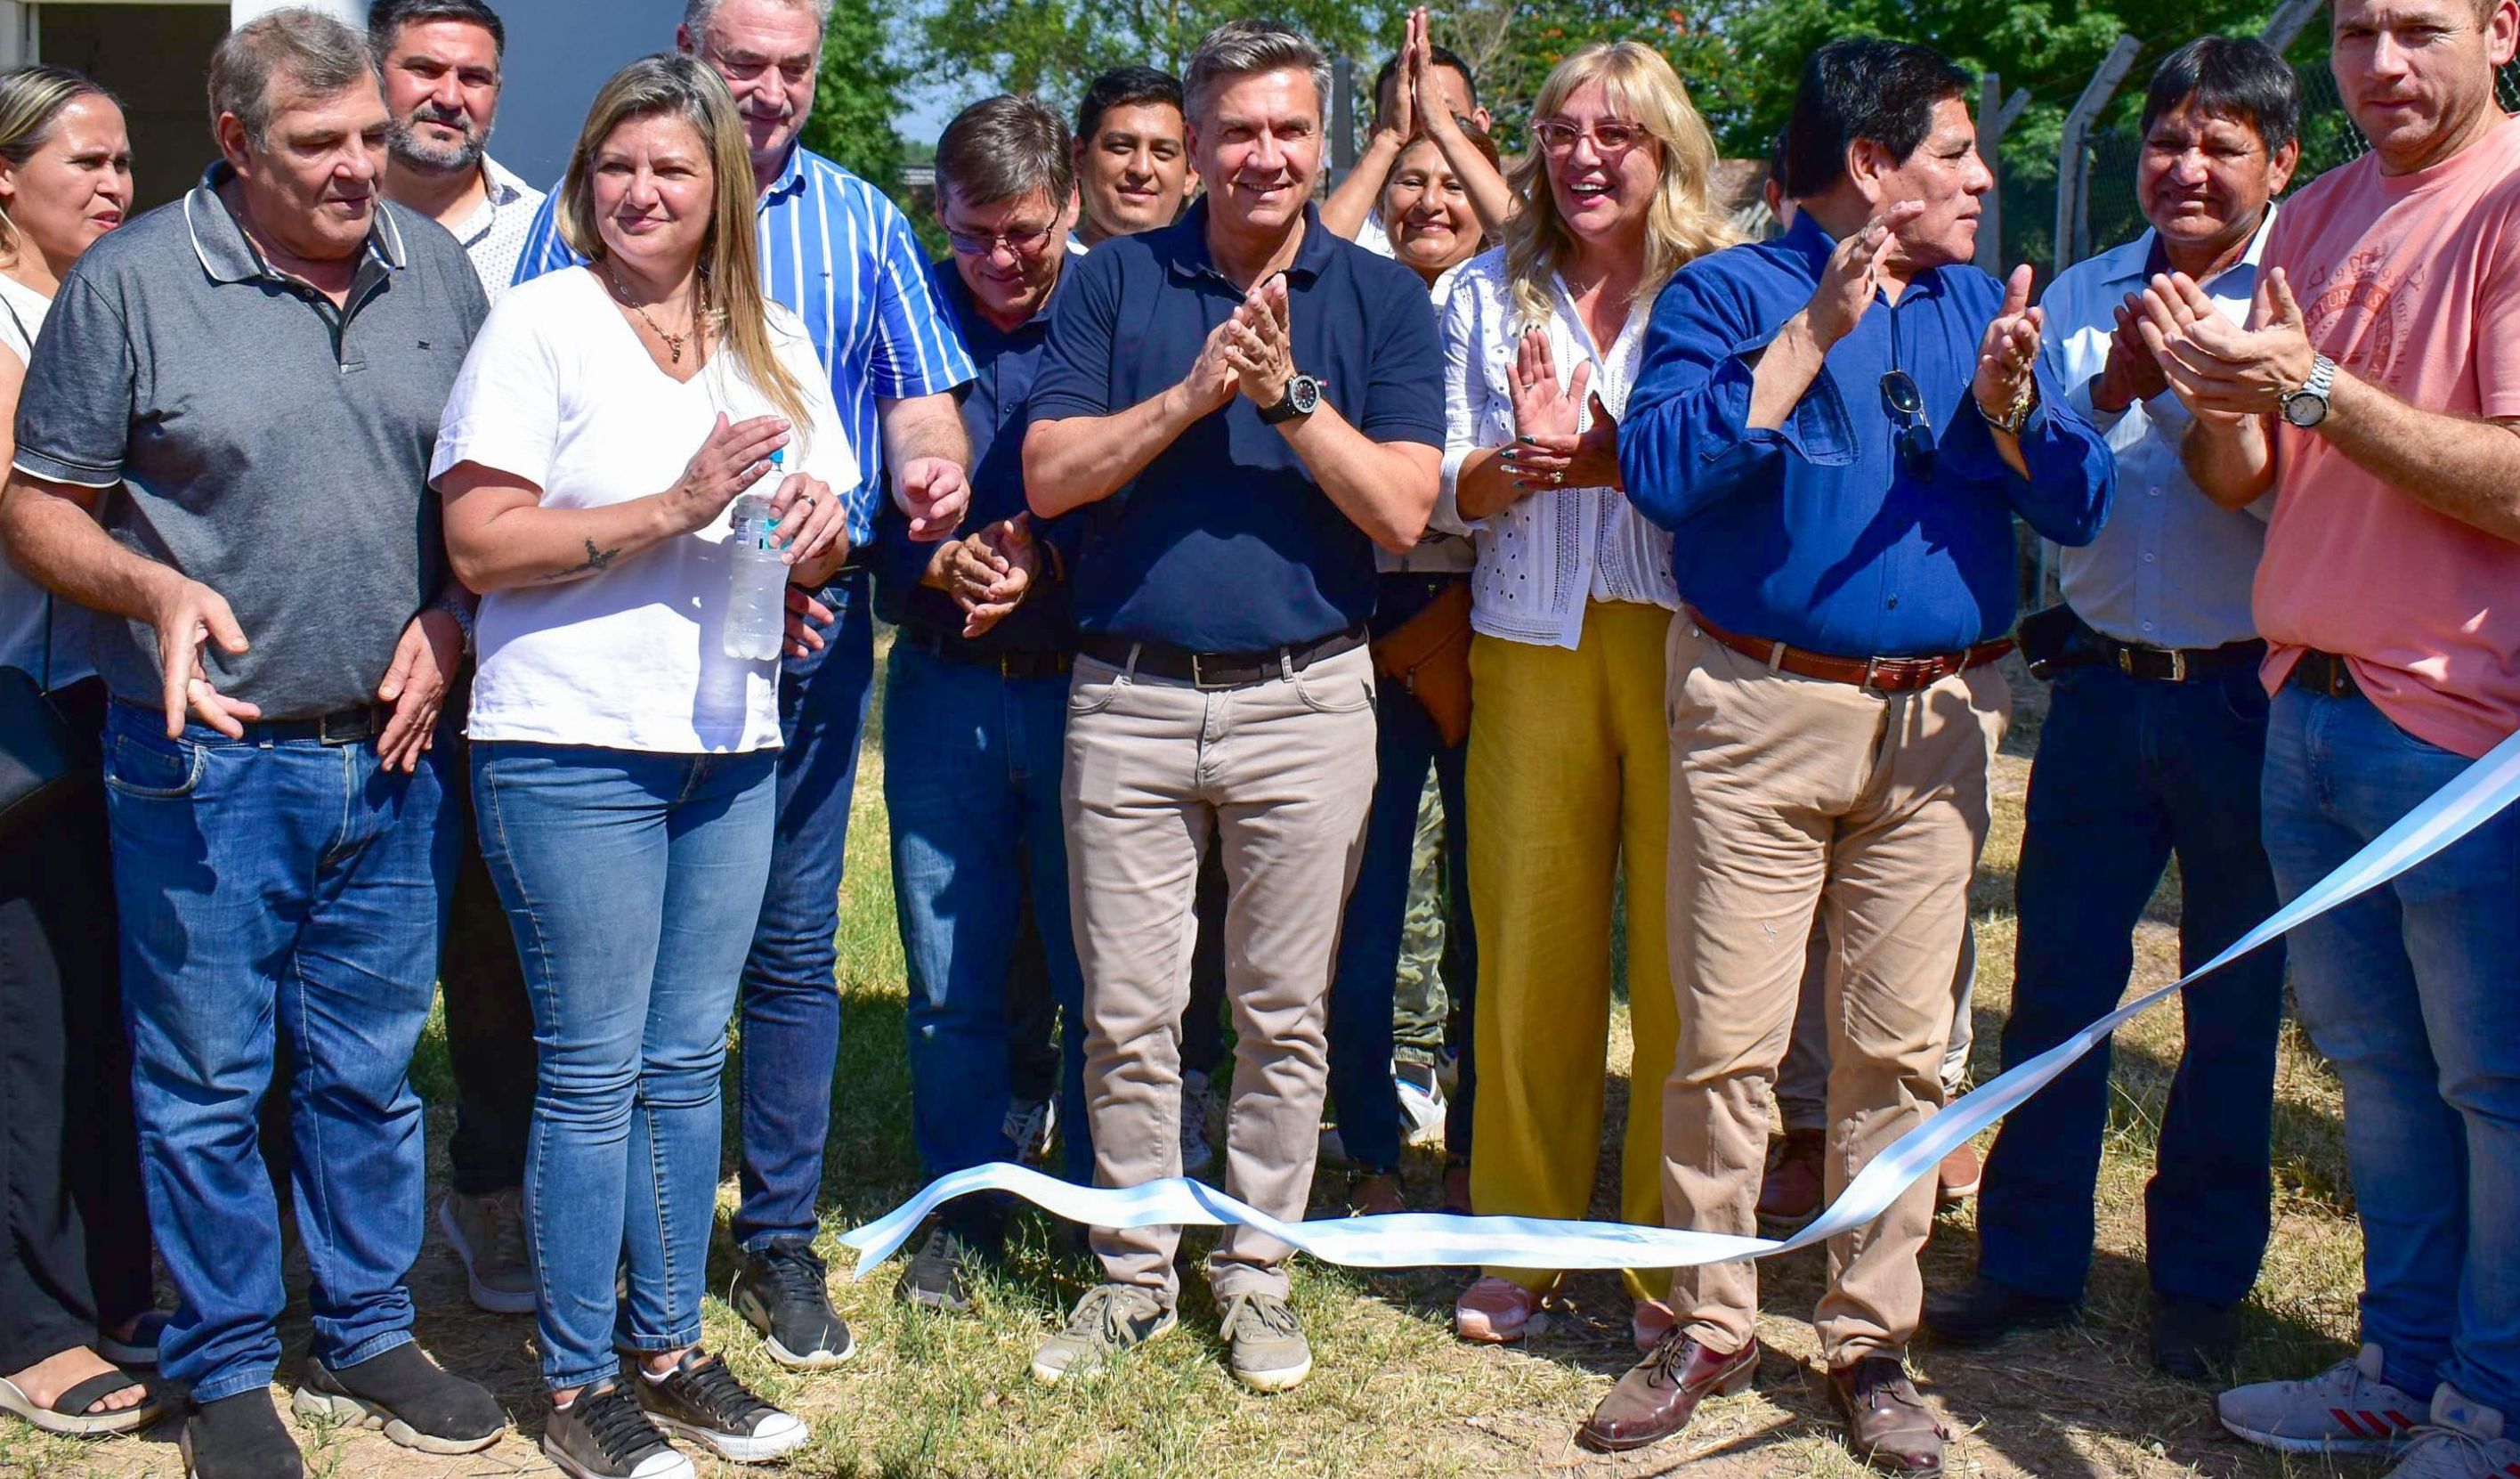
[2135,0,2520,1472]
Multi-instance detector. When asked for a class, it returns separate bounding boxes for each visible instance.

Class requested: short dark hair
[1780,37,1972,199]
[1371,44,1479,122]
[936,93,1074,210]
[1075,65,1182,144]
[368,0,506,60]
[2138,36,2300,154]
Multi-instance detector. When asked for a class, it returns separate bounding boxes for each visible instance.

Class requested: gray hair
[1183,20,1330,126]
[935,94,1074,210]
[681,0,836,34]
[209,9,380,143]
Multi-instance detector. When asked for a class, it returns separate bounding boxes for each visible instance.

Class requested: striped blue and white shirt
[511,144,974,546]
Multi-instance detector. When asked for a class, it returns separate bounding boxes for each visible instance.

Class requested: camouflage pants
[1393,772,1454,1064]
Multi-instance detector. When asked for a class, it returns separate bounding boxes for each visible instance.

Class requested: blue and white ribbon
[843,725,2520,1277]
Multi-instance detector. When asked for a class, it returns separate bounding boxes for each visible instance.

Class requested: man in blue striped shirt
[506,0,976,1374]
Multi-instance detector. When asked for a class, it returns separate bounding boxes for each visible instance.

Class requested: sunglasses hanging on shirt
[1879,368,1935,483]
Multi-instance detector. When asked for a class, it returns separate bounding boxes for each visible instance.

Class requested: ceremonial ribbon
[843,724,2520,1277]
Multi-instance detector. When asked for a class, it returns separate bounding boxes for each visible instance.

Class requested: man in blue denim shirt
[871,95,1091,1316]
[1584,38,2111,1471]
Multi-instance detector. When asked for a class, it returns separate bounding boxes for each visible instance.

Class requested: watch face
[2283,394,2327,428]
[1290,375,1321,414]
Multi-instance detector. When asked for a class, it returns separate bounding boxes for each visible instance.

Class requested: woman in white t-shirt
[431,55,855,1479]
[0,64,168,1442]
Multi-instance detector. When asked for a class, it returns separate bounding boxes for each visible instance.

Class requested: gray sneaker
[2383,1386,2520,1479]
[2217,1343,2427,1453]
[1030,1285,1176,1386]
[1180,1071,1217,1177]
[439,1190,535,1315]
[1219,1290,1312,1393]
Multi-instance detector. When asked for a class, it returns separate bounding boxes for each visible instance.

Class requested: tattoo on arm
[536,538,621,582]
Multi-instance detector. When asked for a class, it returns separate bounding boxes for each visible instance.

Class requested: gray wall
[482,0,689,188]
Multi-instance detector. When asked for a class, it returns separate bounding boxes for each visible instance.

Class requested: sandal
[98,1311,172,1368]
[0,1365,165,1436]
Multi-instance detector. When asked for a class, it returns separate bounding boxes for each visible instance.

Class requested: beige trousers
[1062,644,1379,1304]
[1659,618,2006,1363]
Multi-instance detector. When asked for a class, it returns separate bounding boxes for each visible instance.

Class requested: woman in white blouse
[432,55,853,1479]
[1441,42,1736,1350]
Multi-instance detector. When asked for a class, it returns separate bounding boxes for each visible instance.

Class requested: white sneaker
[1396,1061,1447,1149]
[1003,1097,1056,1166]
[1179,1070,1216,1177]
[2384,1385,2520,1478]
[438,1190,535,1315]
[2217,1343,2427,1453]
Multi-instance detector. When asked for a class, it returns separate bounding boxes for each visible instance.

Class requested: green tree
[804,0,914,199]
[915,0,1397,116]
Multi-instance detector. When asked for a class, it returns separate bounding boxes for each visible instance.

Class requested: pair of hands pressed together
[920,515,1043,640]
[2130,265,2319,423]
[1379,8,1477,153]
[1179,274,1303,420]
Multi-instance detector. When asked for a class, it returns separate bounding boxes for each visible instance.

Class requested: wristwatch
[2281,354,2338,428]
[1978,379,2039,436]
[1259,372,1322,426]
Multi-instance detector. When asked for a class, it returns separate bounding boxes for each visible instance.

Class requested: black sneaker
[624,1353,808,1464]
[896,1226,984,1313]
[289,1342,504,1454]
[2151,1294,2239,1381]
[729,1237,855,1369]
[181,1389,304,1479]
[542,1380,691,1479]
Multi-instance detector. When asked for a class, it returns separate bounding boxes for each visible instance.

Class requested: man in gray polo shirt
[0,12,503,1477]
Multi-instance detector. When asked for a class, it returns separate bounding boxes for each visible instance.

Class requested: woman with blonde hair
[0,62,166,1440]
[1440,40,1735,1348]
[433,52,855,1479]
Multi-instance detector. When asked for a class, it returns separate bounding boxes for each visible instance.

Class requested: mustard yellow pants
[1466,602,1678,1302]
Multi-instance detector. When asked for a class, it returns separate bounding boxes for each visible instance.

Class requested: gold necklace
[602,262,705,363]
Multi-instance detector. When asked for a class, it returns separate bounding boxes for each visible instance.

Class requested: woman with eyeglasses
[1438,41,1736,1350]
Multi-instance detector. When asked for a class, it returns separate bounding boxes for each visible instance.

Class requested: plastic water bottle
[721,451,788,662]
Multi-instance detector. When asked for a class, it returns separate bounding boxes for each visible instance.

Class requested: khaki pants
[1063,644,1378,1304]
[1465,603,1678,1304]
[1660,618,2006,1363]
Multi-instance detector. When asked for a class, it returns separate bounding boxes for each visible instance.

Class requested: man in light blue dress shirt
[506,0,976,1375]
[1924,36,2299,1381]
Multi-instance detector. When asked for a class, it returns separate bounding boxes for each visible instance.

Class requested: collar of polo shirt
[1159,196,1338,289]
[182,161,407,287]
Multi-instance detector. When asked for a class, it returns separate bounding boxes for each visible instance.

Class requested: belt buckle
[2165,649,2189,683]
[317,708,368,745]
[2115,646,2136,679]
[1190,651,1231,691]
[1860,655,1883,691]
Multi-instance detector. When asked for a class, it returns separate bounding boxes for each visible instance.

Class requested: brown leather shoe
[1576,1331,1759,1452]
[1826,1355,1949,1475]
[1756,1129,1826,1233]
[1935,1144,1981,1207]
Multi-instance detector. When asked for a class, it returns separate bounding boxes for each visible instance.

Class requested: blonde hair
[1503,43,1737,330]
[559,53,813,444]
[0,65,117,266]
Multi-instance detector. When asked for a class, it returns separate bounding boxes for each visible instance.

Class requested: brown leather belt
[2286,648,2361,700]
[1689,606,2014,695]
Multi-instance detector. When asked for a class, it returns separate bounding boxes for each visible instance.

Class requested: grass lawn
[11,649,2386,1478]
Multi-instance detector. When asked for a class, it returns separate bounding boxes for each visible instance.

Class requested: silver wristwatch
[2280,354,2338,429]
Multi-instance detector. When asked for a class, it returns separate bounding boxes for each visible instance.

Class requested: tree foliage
[805,0,916,199]
[917,0,1395,110]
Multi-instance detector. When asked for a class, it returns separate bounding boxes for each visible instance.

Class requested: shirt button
[1886,595,1900,609]
[2143,622,2155,631]
[2143,552,2156,563]
[2149,485,2163,498]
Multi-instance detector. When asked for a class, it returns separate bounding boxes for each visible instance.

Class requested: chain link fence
[2074,58,2520,270]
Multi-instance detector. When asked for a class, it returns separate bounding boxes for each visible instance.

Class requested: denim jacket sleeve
[1937,357,2117,549]
[1620,268,1856,533]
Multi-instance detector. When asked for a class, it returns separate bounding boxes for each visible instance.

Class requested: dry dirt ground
[7,656,2381,1477]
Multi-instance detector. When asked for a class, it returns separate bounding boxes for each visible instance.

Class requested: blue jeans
[884,643,1091,1213]
[2262,685,2520,1413]
[1976,662,2283,1307]
[102,703,452,1403]
[1328,589,1473,1173]
[732,571,876,1250]
[472,743,778,1393]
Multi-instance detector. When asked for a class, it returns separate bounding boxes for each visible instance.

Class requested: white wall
[220,0,686,187]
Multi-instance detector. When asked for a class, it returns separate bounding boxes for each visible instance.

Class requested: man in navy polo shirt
[1018,18,1443,1395]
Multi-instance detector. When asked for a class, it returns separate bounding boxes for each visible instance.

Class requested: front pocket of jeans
[1292,667,1374,714]
[103,731,204,799]
[1068,660,1127,717]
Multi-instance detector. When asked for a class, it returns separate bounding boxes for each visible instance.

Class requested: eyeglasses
[1532,118,1651,157]
[1880,370,1936,481]
[944,223,1060,259]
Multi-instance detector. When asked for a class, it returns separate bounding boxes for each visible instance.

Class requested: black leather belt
[119,698,386,744]
[1077,625,1366,690]
[2286,648,2361,699]
[902,626,1072,680]
[2083,622,2265,683]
